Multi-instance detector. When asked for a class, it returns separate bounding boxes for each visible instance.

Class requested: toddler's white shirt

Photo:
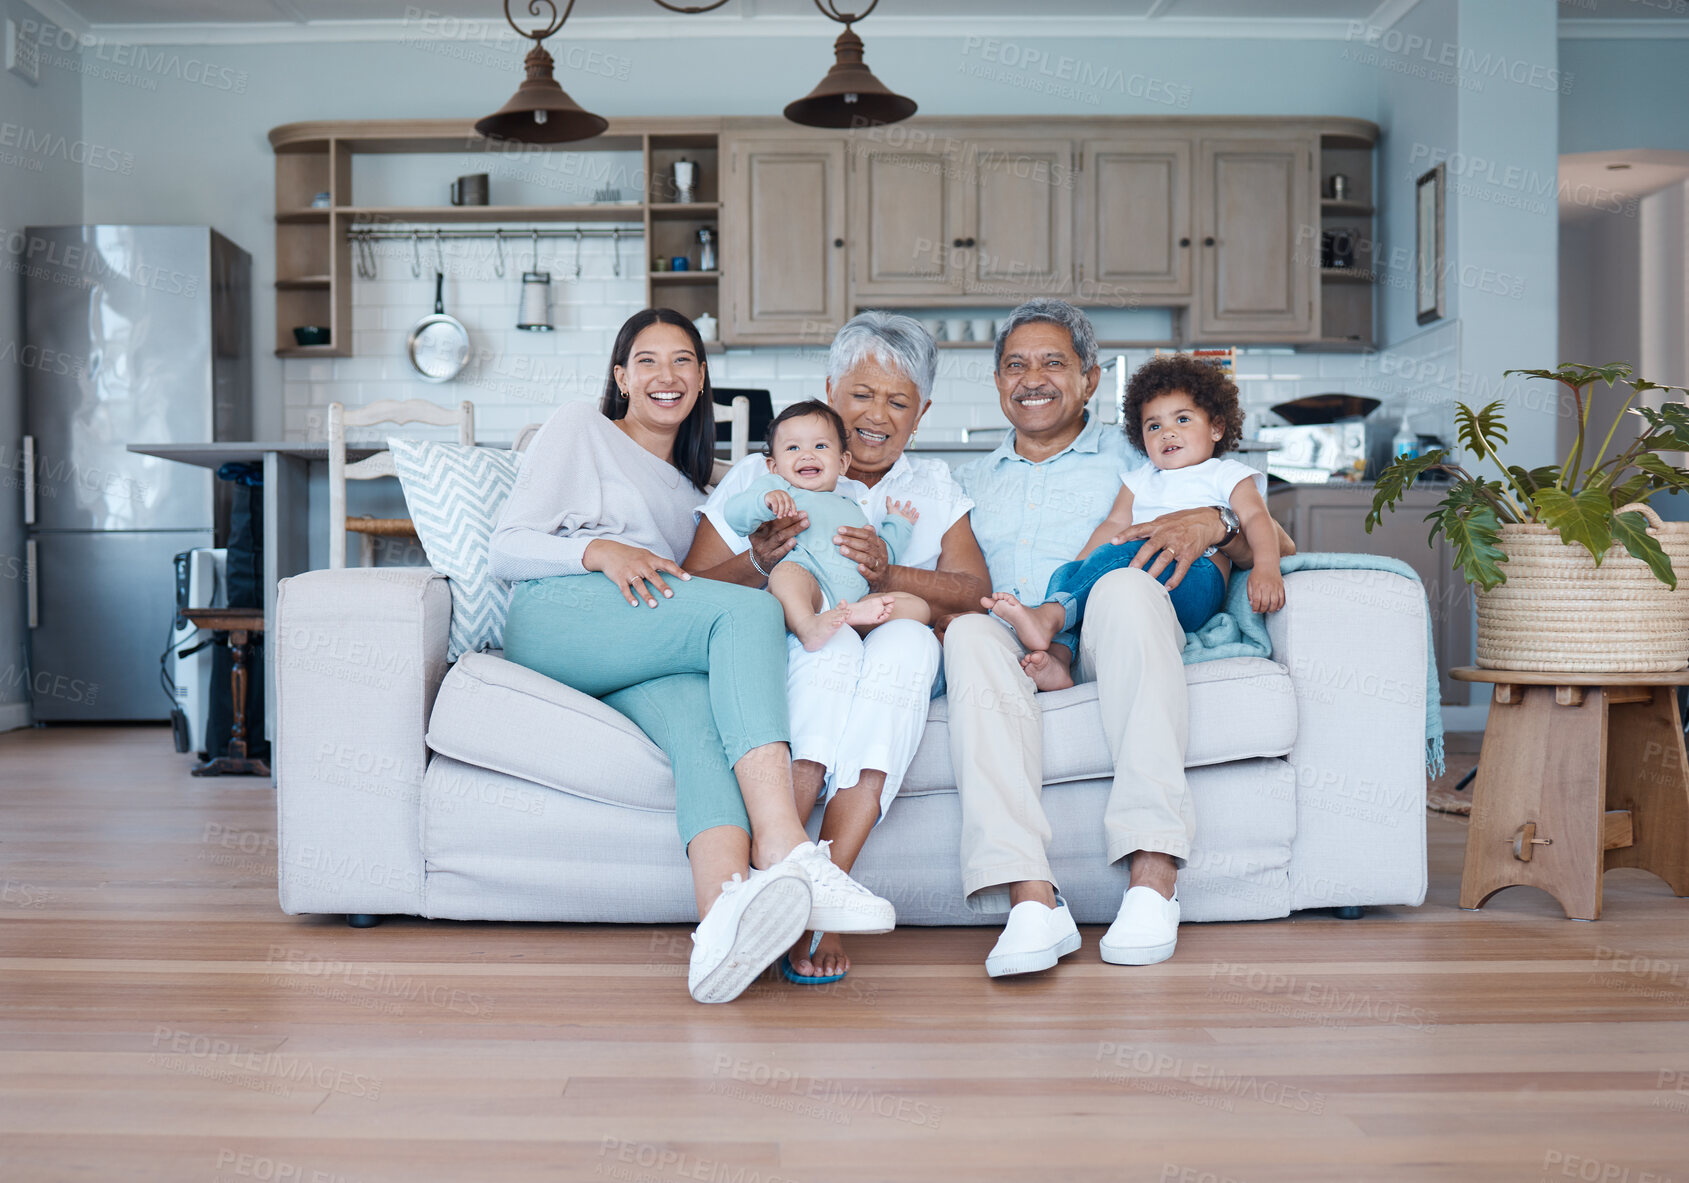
[1122,457,1266,526]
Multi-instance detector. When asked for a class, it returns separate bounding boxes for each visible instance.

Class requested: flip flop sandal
[779,932,847,985]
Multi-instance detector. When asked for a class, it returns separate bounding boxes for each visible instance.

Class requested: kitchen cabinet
[722,135,848,342]
[850,135,1074,299]
[270,116,1376,352]
[1268,483,1471,705]
[964,139,1074,296]
[1077,138,1191,301]
[849,142,963,299]
[1193,136,1316,341]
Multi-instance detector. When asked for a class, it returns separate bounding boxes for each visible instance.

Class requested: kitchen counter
[131,441,417,467]
[129,441,348,747]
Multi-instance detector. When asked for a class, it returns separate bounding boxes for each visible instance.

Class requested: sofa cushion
[427,652,1296,812]
[388,439,522,662]
[902,655,1294,796]
[426,652,676,812]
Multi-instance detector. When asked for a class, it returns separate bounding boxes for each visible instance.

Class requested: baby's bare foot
[989,592,1060,652]
[793,605,851,651]
[1022,650,1075,692]
[844,595,895,628]
[785,930,850,980]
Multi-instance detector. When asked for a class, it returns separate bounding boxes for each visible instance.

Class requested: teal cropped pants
[502,573,791,847]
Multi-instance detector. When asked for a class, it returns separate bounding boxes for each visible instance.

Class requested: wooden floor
[3,728,1689,1183]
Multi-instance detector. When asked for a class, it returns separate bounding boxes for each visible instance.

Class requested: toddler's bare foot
[987,592,1061,652]
[843,595,896,628]
[785,930,850,980]
[793,605,852,651]
[1022,650,1075,692]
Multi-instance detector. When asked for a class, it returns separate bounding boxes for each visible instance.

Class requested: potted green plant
[1367,362,1689,673]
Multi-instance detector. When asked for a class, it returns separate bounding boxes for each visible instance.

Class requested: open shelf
[650,202,721,219]
[276,209,330,224]
[274,344,341,358]
[650,270,720,283]
[276,275,331,289]
[341,204,643,224]
[1320,199,1375,216]
[1320,268,1375,283]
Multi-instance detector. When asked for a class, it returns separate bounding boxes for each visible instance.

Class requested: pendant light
[475,0,608,144]
[783,0,916,130]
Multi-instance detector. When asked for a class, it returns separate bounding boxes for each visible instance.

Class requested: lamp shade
[783,27,917,129]
[474,44,608,144]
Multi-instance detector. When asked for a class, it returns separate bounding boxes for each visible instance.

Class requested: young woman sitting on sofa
[489,307,894,1005]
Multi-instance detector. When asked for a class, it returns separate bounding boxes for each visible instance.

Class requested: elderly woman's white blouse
[698,451,973,571]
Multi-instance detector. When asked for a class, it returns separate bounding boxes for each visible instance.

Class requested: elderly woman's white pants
[785,617,940,821]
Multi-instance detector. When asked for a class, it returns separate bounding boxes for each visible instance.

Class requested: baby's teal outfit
[724,474,912,606]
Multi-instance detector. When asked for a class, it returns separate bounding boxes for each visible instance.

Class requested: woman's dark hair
[600,308,716,492]
[1122,354,1245,457]
[763,399,848,457]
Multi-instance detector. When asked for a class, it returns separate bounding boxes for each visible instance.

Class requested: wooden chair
[327,399,474,569]
[717,395,750,463]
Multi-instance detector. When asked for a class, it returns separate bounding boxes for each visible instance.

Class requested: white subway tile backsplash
[283,258,1398,442]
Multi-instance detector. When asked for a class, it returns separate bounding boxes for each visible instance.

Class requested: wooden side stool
[184,607,270,778]
[1452,666,1689,919]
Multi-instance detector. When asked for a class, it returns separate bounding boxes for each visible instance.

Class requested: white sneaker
[1099,885,1180,966]
[777,840,896,935]
[984,897,1081,978]
[688,865,812,1004]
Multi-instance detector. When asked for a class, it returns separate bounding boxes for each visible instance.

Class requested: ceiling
[1559,0,1689,19]
[1560,150,1689,221]
[39,0,1687,38]
[49,0,1400,24]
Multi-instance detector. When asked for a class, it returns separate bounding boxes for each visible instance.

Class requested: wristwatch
[1215,505,1241,547]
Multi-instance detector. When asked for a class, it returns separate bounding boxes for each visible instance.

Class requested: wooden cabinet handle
[1204,236,1216,246]
[952,237,966,248]
[1179,237,1190,247]
[965,236,976,248]
[833,238,844,248]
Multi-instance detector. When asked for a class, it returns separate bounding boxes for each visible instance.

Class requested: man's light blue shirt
[956,412,1135,600]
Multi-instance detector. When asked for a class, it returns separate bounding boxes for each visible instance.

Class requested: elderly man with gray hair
[947,298,1292,977]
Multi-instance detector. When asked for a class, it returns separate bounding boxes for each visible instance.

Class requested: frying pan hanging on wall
[406,270,470,383]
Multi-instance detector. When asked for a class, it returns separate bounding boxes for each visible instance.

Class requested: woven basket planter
[1475,503,1689,673]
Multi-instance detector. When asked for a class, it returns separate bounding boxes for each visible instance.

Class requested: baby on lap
[726,400,929,650]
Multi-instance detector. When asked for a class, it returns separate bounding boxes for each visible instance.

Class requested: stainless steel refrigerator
[23,226,251,721]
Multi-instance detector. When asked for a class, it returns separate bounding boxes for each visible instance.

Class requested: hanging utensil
[611,227,621,277]
[410,231,422,279]
[406,268,470,383]
[572,228,582,280]
[518,229,553,332]
[492,229,506,279]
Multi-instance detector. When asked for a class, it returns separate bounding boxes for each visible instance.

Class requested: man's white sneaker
[688,865,812,1004]
[1099,885,1180,966]
[984,898,1081,978]
[777,840,896,935]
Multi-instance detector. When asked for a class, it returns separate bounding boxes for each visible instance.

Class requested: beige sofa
[273,565,1430,927]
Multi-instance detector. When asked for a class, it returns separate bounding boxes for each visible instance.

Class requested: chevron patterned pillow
[388,438,523,662]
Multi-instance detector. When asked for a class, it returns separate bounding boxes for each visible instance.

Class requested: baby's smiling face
[1140,390,1223,471]
[767,411,850,492]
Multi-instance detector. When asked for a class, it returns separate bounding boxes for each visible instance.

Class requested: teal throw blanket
[1182,553,1445,776]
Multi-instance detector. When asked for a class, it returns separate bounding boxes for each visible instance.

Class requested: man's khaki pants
[943,568,1195,913]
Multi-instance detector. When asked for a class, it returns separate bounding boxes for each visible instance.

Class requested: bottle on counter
[1392,410,1418,462]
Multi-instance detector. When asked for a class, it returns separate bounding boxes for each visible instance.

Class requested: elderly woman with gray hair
[686,311,993,982]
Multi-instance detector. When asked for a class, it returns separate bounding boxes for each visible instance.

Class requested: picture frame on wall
[1416,163,1446,325]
